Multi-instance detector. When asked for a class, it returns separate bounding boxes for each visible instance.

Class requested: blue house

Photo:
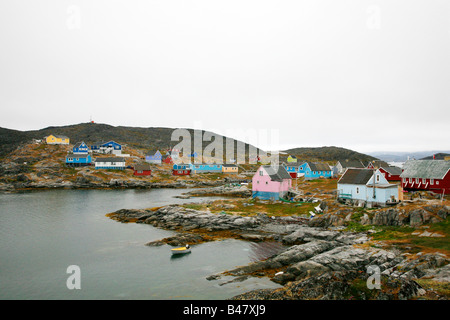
[65,153,92,167]
[72,141,89,154]
[91,141,122,155]
[188,163,223,173]
[337,168,400,206]
[298,162,332,180]
[146,150,162,164]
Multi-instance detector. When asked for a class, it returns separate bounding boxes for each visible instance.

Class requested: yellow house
[287,155,297,163]
[45,134,70,145]
[222,164,238,174]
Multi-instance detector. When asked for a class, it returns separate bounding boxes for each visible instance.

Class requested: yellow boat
[171,245,191,255]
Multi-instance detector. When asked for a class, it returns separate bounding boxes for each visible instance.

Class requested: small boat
[171,245,191,255]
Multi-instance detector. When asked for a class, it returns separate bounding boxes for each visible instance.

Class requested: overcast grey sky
[0,0,449,153]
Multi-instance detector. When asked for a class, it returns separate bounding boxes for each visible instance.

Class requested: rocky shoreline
[107,204,450,300]
[0,178,228,193]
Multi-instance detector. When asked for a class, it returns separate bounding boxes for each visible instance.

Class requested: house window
[265,182,268,185]
[68,158,73,161]
[259,170,263,176]
[111,162,115,165]
[403,178,406,183]
[422,178,426,184]
[257,181,259,184]
[376,175,380,182]
[436,180,439,185]
[430,179,434,185]
[416,178,419,183]
[409,178,412,183]
[356,187,359,194]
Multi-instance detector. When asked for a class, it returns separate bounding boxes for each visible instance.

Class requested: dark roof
[339,160,365,169]
[381,166,402,176]
[134,163,152,171]
[338,168,374,185]
[262,165,292,181]
[222,164,238,167]
[400,160,450,179]
[309,162,331,171]
[95,157,125,162]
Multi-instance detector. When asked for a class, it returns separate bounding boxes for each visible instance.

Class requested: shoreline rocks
[106,204,449,300]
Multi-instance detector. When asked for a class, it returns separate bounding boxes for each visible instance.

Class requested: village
[1,132,449,300]
[42,133,450,208]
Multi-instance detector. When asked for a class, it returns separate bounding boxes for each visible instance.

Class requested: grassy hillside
[0,123,262,159]
[283,146,377,163]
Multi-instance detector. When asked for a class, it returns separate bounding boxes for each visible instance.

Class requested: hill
[0,122,263,160]
[420,153,450,160]
[369,151,450,162]
[282,146,377,163]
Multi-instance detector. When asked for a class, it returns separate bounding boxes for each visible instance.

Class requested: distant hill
[420,153,450,160]
[282,146,376,163]
[0,123,263,159]
[369,150,450,162]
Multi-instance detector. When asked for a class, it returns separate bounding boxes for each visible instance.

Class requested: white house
[94,157,126,170]
[337,168,400,206]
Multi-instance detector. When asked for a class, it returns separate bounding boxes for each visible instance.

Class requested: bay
[0,188,282,300]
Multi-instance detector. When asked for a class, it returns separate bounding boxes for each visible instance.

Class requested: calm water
[0,188,283,300]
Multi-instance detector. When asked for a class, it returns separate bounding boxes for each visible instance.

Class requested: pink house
[252,165,292,200]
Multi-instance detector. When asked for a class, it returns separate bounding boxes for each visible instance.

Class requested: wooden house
[287,155,297,163]
[283,163,301,178]
[162,155,173,164]
[337,168,400,206]
[400,160,450,195]
[188,163,223,173]
[252,165,292,200]
[222,164,239,174]
[45,134,69,145]
[65,153,92,167]
[133,163,152,176]
[379,166,402,182]
[94,157,126,170]
[145,150,162,164]
[72,141,89,154]
[298,162,332,180]
[91,141,122,155]
[172,164,191,176]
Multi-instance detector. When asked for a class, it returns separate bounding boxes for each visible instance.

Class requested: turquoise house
[298,162,332,180]
[188,163,223,173]
[65,153,92,167]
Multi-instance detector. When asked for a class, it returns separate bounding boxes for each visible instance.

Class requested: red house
[133,163,152,176]
[400,160,450,194]
[379,166,402,182]
[172,164,191,176]
[162,155,173,164]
